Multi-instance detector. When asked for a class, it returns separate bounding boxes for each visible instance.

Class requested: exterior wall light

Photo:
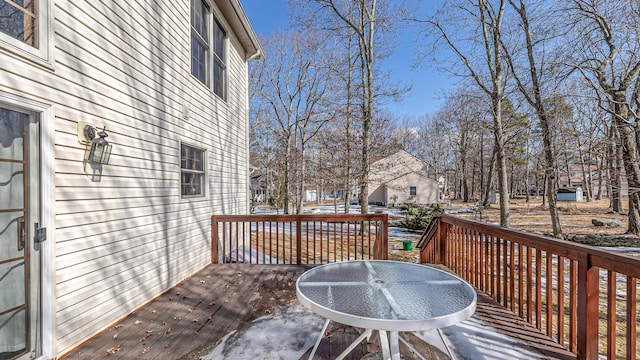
[78,122,112,165]
[85,127,112,164]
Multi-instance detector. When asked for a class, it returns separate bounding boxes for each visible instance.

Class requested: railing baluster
[332,222,336,262]
[510,241,515,312]
[607,271,616,359]
[489,234,495,298]
[347,222,351,261]
[570,259,577,352]
[296,217,302,265]
[536,248,542,330]
[627,276,637,360]
[503,238,508,308]
[518,243,524,318]
[546,252,553,337]
[558,255,565,346]
[475,229,480,288]
[495,237,504,302]
[526,245,532,324]
[360,221,364,260]
[467,228,472,284]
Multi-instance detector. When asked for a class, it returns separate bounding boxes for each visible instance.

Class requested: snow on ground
[202,303,324,360]
[204,302,556,360]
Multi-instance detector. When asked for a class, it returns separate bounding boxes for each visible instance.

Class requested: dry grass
[452,198,632,237]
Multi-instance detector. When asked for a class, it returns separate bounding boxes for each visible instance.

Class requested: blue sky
[240,0,453,119]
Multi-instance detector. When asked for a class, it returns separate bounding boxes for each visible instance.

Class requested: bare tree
[498,0,564,236]
[416,0,512,226]
[251,31,336,214]
[291,0,408,214]
[565,0,640,234]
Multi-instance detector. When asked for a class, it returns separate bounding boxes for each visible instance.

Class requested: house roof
[218,0,263,60]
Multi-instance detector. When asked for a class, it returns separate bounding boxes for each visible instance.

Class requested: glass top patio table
[296,260,477,332]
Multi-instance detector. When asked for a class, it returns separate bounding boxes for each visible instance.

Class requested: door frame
[0,91,54,360]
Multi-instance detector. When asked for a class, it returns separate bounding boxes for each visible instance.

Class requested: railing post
[382,214,388,259]
[577,252,599,360]
[296,215,302,264]
[439,219,448,266]
[372,215,388,260]
[211,216,219,264]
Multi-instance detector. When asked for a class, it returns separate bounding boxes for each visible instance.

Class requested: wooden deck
[62,264,577,360]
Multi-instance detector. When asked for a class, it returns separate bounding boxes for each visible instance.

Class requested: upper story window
[190,0,227,100]
[0,0,50,62]
[180,143,206,198]
[409,186,417,196]
[212,19,226,99]
[190,0,209,85]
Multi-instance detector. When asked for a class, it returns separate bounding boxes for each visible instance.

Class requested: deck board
[61,264,577,360]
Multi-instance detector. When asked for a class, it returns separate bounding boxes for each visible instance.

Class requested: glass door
[0,107,41,360]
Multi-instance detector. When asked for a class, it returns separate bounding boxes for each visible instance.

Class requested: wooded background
[248,0,640,237]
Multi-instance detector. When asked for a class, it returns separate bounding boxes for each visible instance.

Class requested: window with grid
[190,0,227,99]
[191,0,209,85]
[212,19,226,99]
[0,0,37,47]
[410,186,417,196]
[180,144,206,197]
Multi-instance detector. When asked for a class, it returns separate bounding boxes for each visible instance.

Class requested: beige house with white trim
[367,150,439,206]
[0,1,260,358]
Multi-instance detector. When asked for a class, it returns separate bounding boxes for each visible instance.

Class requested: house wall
[0,0,252,356]
[386,173,440,205]
[369,185,387,205]
[368,151,430,199]
[367,150,436,205]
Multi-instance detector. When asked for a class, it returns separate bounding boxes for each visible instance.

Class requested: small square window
[410,186,417,196]
[181,144,206,197]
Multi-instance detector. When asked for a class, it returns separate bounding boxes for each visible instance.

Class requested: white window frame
[180,143,207,198]
[0,0,52,65]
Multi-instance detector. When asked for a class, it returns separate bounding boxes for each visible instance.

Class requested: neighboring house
[367,150,439,206]
[0,1,261,359]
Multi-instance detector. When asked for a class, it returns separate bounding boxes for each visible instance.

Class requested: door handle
[17,216,25,251]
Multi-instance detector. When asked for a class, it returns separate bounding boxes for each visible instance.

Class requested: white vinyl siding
[0,0,252,356]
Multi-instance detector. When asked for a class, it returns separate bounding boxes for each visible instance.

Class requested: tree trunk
[494,96,510,227]
[613,92,640,234]
[596,152,603,200]
[461,156,469,202]
[283,138,291,214]
[482,147,497,208]
[609,122,623,212]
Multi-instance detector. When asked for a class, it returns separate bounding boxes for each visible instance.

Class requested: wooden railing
[418,214,640,360]
[211,214,388,265]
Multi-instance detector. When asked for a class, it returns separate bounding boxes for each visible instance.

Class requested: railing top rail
[438,214,640,278]
[212,214,389,222]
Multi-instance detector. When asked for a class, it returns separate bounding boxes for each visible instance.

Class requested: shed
[557,187,583,202]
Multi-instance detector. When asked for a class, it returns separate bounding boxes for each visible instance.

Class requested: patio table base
[308,319,421,360]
